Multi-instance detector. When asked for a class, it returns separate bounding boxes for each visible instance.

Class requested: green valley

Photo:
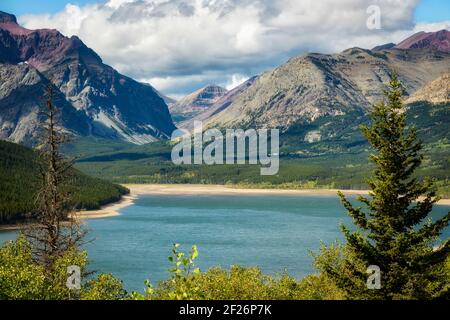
[71,101,449,197]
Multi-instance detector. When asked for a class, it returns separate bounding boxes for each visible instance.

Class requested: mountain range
[201,43,449,133]
[0,11,175,146]
[0,9,449,152]
[394,29,450,51]
[175,30,449,139]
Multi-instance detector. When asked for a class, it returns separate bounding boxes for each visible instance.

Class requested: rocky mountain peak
[0,11,32,36]
[179,77,257,130]
[0,11,17,24]
[394,29,450,52]
[203,39,450,131]
[187,85,228,103]
[169,85,228,122]
[0,11,175,146]
[0,19,103,70]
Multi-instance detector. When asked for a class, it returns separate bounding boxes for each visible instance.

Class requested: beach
[76,195,137,219]
[126,184,450,204]
[0,195,136,230]
[127,184,450,205]
[128,184,372,196]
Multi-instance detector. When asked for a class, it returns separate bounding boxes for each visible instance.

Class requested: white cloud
[105,0,135,9]
[18,0,449,97]
[224,74,249,90]
[139,71,235,97]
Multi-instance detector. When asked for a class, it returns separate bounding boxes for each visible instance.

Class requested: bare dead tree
[26,85,86,272]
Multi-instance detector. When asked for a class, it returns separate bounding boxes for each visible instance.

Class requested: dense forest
[0,140,129,224]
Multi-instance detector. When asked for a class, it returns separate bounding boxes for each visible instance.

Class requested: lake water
[1,194,449,292]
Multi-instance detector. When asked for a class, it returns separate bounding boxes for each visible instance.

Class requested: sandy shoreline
[126,184,450,205]
[128,184,371,196]
[1,184,448,231]
[0,195,137,231]
[76,195,137,220]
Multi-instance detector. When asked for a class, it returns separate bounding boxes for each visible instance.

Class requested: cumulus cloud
[18,0,449,97]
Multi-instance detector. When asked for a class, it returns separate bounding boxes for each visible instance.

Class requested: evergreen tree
[322,74,450,299]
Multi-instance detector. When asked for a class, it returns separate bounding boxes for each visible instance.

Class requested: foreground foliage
[0,235,125,300]
[1,238,449,300]
[0,239,345,300]
[130,244,345,300]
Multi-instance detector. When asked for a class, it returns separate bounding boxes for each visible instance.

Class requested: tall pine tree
[322,74,449,299]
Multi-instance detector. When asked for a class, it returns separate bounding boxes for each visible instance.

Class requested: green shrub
[0,235,125,300]
[81,274,127,300]
[0,235,46,299]
[134,244,345,300]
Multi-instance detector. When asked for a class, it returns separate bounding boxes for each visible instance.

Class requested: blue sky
[1,0,448,22]
[415,0,450,22]
[0,0,95,15]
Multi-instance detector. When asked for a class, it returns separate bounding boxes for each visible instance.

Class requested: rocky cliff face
[0,11,175,146]
[0,63,90,146]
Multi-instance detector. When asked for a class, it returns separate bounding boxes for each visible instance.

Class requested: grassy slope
[0,140,129,224]
[72,102,449,196]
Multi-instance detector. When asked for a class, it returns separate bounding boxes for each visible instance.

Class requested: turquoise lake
[1,194,449,292]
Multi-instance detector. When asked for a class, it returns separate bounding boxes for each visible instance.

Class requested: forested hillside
[0,140,129,224]
[73,102,449,196]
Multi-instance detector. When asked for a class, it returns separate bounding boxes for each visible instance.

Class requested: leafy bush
[0,236,46,299]
[0,235,125,300]
[81,274,127,300]
[133,244,345,300]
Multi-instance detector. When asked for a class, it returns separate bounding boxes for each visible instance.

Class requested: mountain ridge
[202,43,450,131]
[170,30,449,133]
[394,29,450,52]
[179,76,258,130]
[0,11,176,146]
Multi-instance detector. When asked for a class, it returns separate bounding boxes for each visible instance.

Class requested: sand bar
[128,184,369,196]
[76,195,137,219]
[126,184,450,205]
